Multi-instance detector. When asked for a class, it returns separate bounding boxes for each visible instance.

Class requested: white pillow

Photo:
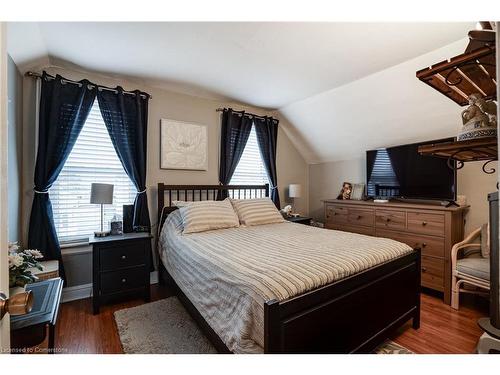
[180,198,240,234]
[172,200,193,208]
[230,198,285,226]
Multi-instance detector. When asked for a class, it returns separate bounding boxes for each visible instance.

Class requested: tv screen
[366,138,456,201]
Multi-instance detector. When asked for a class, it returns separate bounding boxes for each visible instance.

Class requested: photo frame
[350,183,365,200]
[337,182,353,200]
[160,119,208,170]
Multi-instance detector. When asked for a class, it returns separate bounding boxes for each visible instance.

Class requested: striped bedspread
[158,210,413,354]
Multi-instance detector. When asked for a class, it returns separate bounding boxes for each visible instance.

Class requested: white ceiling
[7,22,475,163]
[9,22,472,109]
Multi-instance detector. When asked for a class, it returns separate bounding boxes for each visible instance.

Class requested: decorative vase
[9,285,26,296]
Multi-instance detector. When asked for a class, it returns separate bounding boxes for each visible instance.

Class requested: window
[229,125,269,197]
[367,149,400,198]
[49,100,137,242]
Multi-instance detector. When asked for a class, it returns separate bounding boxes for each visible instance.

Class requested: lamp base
[94,231,111,238]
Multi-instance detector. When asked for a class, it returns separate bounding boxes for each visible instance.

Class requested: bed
[157,183,421,353]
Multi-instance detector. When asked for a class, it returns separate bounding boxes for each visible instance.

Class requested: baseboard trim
[150,270,158,284]
[62,283,93,303]
[62,271,159,303]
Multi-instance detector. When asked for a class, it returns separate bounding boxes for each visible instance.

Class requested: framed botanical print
[160,119,208,170]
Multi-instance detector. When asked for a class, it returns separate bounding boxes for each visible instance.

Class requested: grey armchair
[451,224,490,310]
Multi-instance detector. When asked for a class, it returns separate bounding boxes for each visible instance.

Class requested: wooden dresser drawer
[421,256,444,291]
[407,211,445,236]
[323,199,467,305]
[99,241,146,272]
[348,209,374,227]
[325,205,349,224]
[100,266,146,294]
[330,223,375,237]
[375,210,406,230]
[375,229,445,258]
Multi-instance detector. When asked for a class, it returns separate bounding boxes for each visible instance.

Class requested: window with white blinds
[229,125,270,197]
[367,149,400,198]
[49,100,137,242]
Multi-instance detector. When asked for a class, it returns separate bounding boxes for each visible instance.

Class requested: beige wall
[309,157,497,236]
[309,158,365,220]
[457,161,498,234]
[20,65,309,287]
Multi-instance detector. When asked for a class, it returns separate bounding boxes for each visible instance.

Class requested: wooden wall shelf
[418,137,498,174]
[416,45,496,106]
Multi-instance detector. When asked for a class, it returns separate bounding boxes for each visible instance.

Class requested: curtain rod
[26,71,152,99]
[216,107,279,124]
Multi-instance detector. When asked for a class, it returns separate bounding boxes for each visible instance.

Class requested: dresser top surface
[322,199,469,212]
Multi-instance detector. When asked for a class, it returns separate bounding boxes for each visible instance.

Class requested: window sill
[60,241,92,256]
[60,239,89,248]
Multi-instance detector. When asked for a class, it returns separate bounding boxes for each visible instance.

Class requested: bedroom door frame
[0,21,10,352]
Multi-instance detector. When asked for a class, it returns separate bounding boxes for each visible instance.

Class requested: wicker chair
[451,224,490,310]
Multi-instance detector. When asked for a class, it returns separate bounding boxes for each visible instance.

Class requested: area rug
[114,297,413,354]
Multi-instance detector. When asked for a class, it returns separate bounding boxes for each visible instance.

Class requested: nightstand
[90,232,152,314]
[285,215,312,226]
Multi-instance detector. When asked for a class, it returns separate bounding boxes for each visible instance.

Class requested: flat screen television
[366,138,456,201]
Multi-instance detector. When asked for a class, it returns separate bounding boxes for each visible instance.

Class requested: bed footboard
[264,249,421,353]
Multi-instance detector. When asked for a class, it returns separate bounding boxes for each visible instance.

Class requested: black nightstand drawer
[100,267,146,294]
[99,241,146,271]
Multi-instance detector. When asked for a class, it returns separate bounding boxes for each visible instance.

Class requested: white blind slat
[49,100,136,241]
[229,126,269,198]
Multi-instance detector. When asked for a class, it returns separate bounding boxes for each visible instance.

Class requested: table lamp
[90,183,114,237]
[289,184,302,214]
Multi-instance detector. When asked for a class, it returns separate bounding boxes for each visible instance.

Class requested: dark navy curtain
[28,72,97,281]
[218,108,253,199]
[253,116,280,208]
[97,88,151,231]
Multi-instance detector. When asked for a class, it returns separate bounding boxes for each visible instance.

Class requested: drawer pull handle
[357,215,362,220]
[422,243,427,248]
[422,221,427,226]
[121,255,127,260]
[386,218,391,222]
[421,268,427,273]
[121,278,127,283]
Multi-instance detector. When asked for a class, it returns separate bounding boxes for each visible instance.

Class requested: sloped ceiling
[7,22,474,163]
[280,38,469,163]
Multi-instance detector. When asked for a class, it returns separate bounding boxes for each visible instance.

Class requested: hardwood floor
[52,285,488,354]
[55,285,172,354]
[390,290,488,354]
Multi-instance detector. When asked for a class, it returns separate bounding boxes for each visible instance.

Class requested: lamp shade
[289,184,302,198]
[90,183,114,204]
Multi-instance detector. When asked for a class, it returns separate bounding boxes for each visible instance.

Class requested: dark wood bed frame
[157,183,421,353]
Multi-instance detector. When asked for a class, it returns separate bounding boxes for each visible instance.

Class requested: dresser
[323,199,468,304]
[90,233,152,314]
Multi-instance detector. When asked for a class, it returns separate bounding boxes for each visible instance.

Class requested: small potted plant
[8,242,44,295]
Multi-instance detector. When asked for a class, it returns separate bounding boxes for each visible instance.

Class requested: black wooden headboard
[157,183,269,231]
